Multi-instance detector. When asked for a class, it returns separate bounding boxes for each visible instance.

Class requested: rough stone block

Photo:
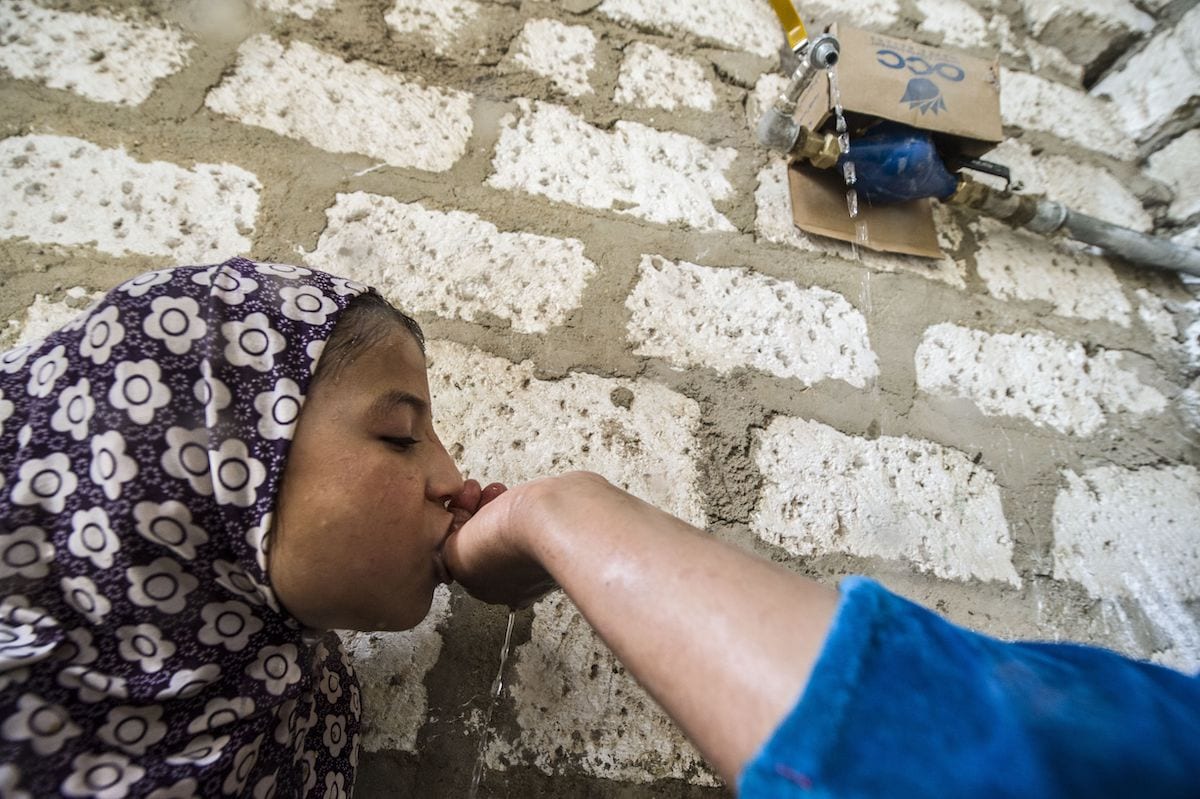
[1000,69,1135,159]
[494,591,717,785]
[488,100,737,231]
[253,0,336,19]
[0,1,192,106]
[625,255,879,387]
[0,135,259,261]
[304,192,597,334]
[1053,464,1200,671]
[597,0,782,58]
[985,139,1151,231]
[427,340,705,526]
[915,0,990,49]
[613,42,716,112]
[205,36,473,171]
[752,416,1019,586]
[427,340,706,793]
[915,323,1167,436]
[791,0,901,31]
[1146,130,1200,221]
[1092,4,1200,141]
[0,288,102,351]
[384,0,482,54]
[1019,0,1152,67]
[339,588,451,753]
[397,342,714,781]
[511,18,597,97]
[972,217,1134,326]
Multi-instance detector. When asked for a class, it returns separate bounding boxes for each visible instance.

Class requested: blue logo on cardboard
[876,49,966,115]
[900,77,946,114]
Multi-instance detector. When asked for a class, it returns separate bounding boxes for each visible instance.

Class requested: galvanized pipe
[756,33,841,157]
[949,179,1200,277]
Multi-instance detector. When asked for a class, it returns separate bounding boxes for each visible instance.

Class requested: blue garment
[739,577,1200,798]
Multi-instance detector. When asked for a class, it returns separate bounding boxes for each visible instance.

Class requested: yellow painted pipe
[768,0,808,51]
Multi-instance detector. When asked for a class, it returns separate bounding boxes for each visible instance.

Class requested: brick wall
[1,0,1197,795]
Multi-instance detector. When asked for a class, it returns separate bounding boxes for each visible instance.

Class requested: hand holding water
[441,476,561,607]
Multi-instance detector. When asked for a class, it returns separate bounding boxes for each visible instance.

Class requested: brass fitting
[793,127,842,169]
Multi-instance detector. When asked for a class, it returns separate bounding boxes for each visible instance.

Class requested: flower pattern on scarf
[1,259,366,796]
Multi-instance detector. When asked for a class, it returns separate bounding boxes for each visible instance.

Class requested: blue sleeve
[738,577,1200,799]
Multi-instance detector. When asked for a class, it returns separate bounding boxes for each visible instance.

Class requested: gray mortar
[2,0,1199,795]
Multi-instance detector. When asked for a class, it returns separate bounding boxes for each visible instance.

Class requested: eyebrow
[366,389,429,420]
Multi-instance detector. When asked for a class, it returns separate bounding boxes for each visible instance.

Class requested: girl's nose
[427,433,464,504]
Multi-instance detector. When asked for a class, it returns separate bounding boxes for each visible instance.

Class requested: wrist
[508,471,614,561]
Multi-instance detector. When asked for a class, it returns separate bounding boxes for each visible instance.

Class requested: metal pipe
[1059,208,1200,277]
[949,178,1200,277]
[756,33,842,163]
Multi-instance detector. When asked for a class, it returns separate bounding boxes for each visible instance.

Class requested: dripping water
[827,65,869,256]
[828,64,877,424]
[468,610,517,799]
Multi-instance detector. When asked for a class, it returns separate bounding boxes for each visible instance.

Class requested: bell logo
[875,49,966,115]
[900,77,946,114]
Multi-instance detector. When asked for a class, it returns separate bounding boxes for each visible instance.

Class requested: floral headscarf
[0,258,369,798]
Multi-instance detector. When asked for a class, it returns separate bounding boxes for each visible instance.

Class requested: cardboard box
[788,24,1002,257]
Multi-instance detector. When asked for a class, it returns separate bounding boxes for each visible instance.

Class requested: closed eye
[381,436,420,451]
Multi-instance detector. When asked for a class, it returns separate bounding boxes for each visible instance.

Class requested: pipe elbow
[757,108,801,152]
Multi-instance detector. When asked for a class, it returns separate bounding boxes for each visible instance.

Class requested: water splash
[468,610,517,799]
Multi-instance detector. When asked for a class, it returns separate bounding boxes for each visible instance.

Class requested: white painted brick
[1024,37,1085,84]
[1093,4,1200,141]
[430,340,707,785]
[253,0,335,19]
[304,192,597,334]
[915,0,990,49]
[753,417,1019,586]
[915,323,1167,436]
[752,160,968,288]
[511,18,597,97]
[1053,465,1200,672]
[792,0,901,30]
[1000,69,1135,159]
[985,139,1151,232]
[492,591,717,785]
[1133,288,1182,348]
[384,0,482,55]
[1174,226,1200,251]
[205,36,473,171]
[747,73,790,136]
[973,217,1134,326]
[0,1,192,106]
[1146,130,1200,221]
[488,100,737,231]
[597,0,781,58]
[626,256,879,387]
[613,42,716,112]
[1020,0,1152,66]
[340,587,450,753]
[0,288,102,352]
[427,341,705,524]
[0,135,259,260]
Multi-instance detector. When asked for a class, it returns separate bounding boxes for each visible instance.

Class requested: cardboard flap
[787,161,941,258]
[797,24,1002,147]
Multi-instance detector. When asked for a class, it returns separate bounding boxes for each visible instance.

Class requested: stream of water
[467,610,518,799]
[827,65,869,255]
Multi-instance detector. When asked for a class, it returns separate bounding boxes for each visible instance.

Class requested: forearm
[518,473,839,784]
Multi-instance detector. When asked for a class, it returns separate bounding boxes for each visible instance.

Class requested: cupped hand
[440,479,558,608]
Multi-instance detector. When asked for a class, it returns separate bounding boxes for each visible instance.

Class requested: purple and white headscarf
[1,258,369,797]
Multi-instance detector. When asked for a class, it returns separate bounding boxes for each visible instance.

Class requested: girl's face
[269,328,464,631]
